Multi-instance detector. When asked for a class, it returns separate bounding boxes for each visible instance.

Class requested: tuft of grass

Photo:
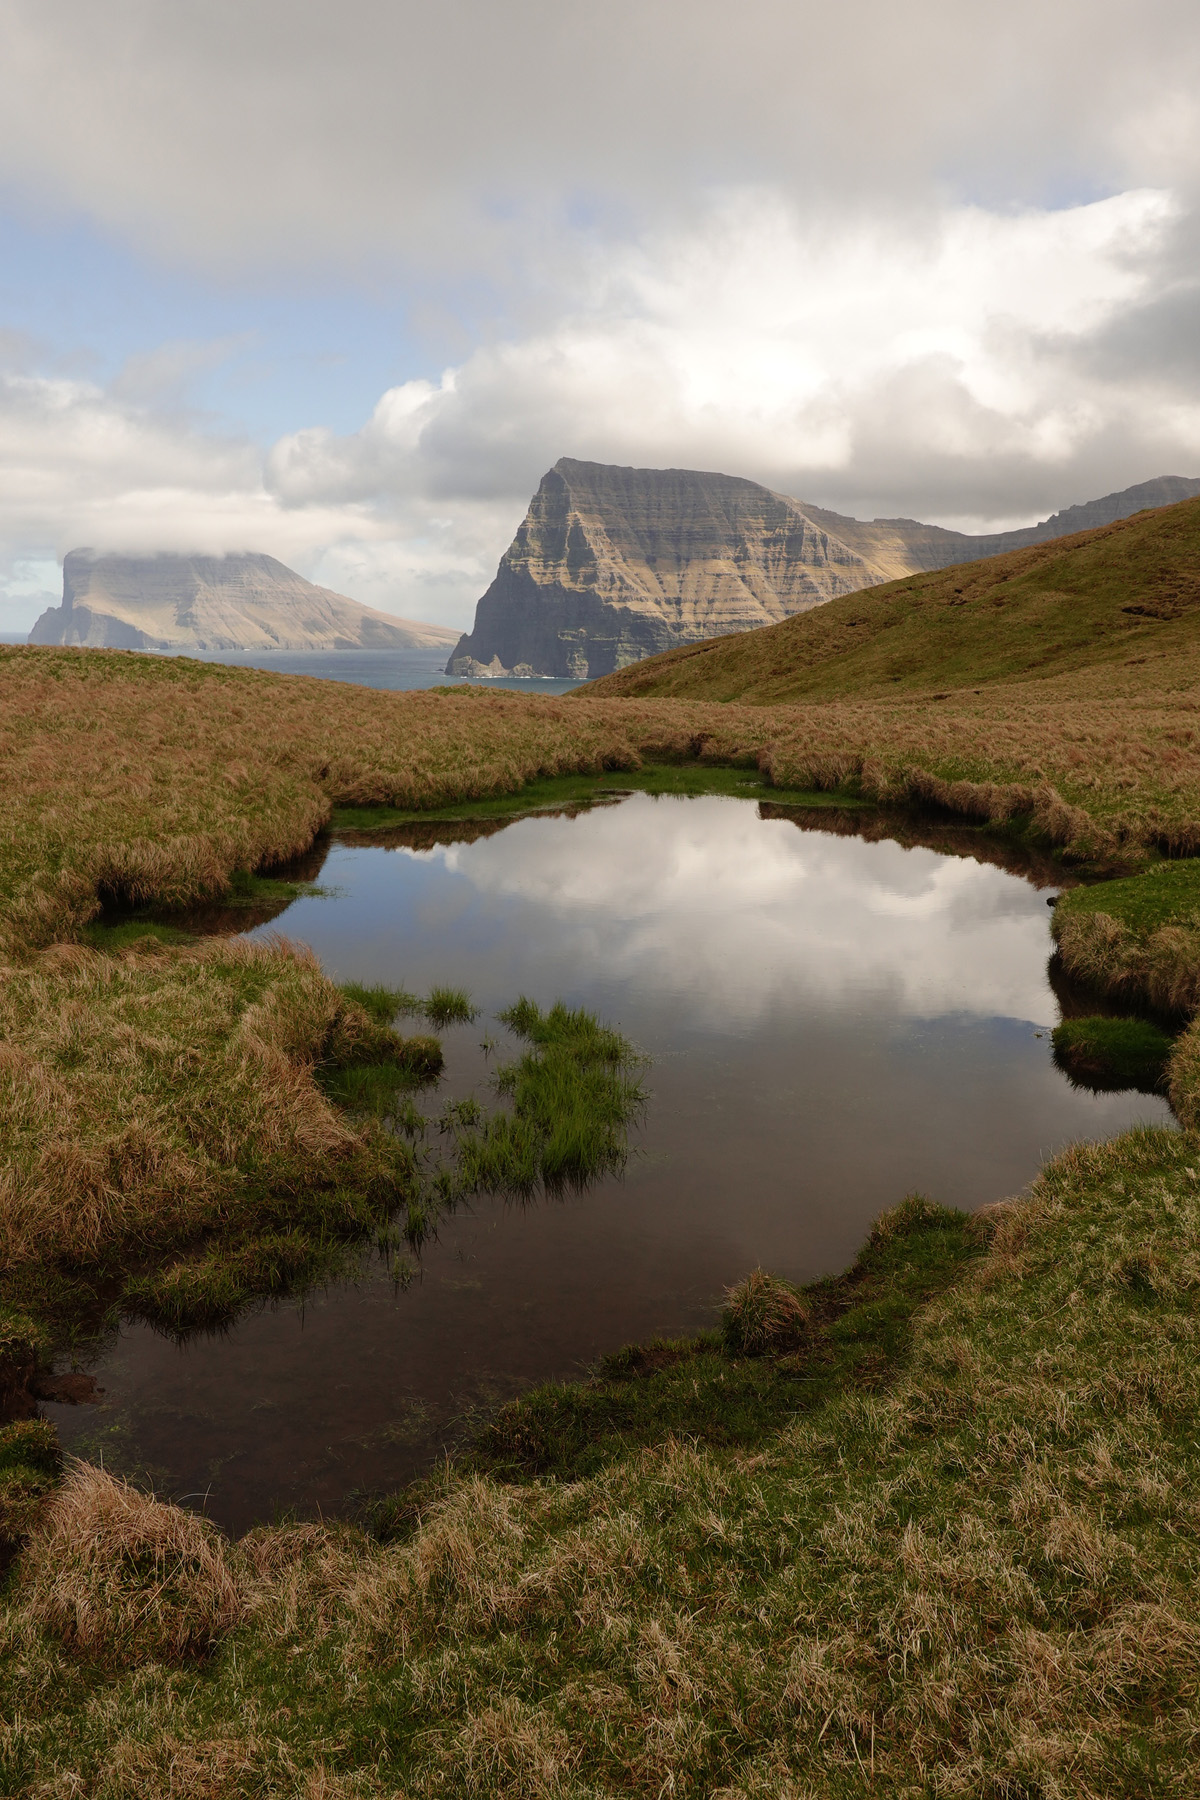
[722,1268,812,1355]
[423,985,478,1026]
[447,999,644,1195]
[22,1461,242,1663]
[1053,1014,1173,1091]
[336,980,421,1026]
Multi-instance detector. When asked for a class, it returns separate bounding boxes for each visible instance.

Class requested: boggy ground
[5,644,1200,1792]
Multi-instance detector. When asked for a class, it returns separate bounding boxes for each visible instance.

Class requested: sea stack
[30,550,460,653]
[448,461,1200,680]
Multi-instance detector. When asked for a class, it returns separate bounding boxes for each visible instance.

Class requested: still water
[52,795,1171,1531]
[156,644,584,697]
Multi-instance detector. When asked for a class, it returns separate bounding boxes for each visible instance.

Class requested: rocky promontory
[30,551,459,654]
[448,461,1200,680]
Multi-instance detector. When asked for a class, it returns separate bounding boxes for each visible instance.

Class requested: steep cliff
[448,461,1200,679]
[30,551,459,653]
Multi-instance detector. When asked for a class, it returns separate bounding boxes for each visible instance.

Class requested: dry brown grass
[721,1269,812,1354]
[22,1462,242,1662]
[0,934,409,1273]
[6,643,1200,965]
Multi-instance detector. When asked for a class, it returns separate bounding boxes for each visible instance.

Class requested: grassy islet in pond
[446,998,644,1196]
[1052,1013,1174,1092]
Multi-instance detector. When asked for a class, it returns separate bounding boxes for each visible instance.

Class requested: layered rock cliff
[448,461,1200,680]
[30,551,459,653]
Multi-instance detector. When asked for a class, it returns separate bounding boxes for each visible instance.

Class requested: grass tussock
[21,1461,241,1662]
[7,1129,1200,1791]
[721,1268,812,1354]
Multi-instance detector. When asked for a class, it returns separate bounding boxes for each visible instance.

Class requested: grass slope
[584,494,1200,703]
[7,644,1200,1790]
[6,1133,1200,1795]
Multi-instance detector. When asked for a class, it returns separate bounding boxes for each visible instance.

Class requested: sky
[2,0,1199,631]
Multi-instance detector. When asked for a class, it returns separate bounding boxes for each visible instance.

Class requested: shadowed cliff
[31,551,460,654]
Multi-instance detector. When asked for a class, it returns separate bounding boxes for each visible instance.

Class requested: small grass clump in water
[322,983,443,1120]
[338,979,476,1029]
[424,985,477,1026]
[1052,1013,1173,1091]
[449,999,643,1195]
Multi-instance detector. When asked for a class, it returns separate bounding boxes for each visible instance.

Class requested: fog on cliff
[1,0,1199,630]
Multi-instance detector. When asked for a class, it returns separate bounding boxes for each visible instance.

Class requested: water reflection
[52,795,1172,1532]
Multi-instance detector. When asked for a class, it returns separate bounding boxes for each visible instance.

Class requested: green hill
[583,495,1200,702]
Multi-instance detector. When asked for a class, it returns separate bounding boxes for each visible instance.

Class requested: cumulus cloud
[2,1,1200,625]
[268,186,1200,533]
[0,362,510,627]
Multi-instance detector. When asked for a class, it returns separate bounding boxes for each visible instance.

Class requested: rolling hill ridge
[582,494,1200,703]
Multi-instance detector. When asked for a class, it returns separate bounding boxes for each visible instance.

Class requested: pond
[50,793,1172,1534]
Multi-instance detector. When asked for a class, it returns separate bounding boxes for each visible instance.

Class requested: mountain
[582,492,1200,703]
[29,551,460,653]
[447,460,1200,680]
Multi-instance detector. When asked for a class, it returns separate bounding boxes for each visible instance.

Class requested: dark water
[143,644,584,697]
[51,796,1171,1531]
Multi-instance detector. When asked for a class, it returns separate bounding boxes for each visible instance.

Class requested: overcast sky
[2,0,1199,629]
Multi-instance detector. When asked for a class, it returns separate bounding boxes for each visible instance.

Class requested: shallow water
[145,643,584,696]
[51,795,1172,1532]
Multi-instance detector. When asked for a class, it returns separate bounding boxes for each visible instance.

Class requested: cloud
[267,186,1200,532]
[0,358,517,627]
[2,3,1200,624]
[340,794,1062,1028]
[1,1,1198,275]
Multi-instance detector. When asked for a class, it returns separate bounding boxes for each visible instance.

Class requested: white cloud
[2,2,1200,626]
[267,186,1200,533]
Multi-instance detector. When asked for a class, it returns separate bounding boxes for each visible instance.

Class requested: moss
[1055,859,1200,936]
[1053,1014,1174,1091]
[0,1417,61,1566]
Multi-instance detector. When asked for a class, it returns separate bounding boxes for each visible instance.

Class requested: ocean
[8,638,583,697]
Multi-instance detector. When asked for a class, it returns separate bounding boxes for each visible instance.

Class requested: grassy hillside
[7,648,1200,1791]
[584,495,1200,702]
